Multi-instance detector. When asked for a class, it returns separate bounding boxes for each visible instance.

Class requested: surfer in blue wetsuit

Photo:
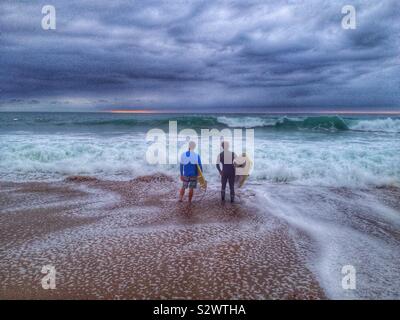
[216,141,236,203]
[179,141,203,203]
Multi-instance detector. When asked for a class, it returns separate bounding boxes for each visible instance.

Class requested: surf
[217,115,400,133]
[348,117,400,133]
[217,115,350,131]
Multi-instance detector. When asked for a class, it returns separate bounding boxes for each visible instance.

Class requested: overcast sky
[0,0,399,112]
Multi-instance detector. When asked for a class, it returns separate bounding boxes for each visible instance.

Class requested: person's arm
[180,163,184,176]
[216,154,222,175]
[235,157,245,168]
[233,152,237,175]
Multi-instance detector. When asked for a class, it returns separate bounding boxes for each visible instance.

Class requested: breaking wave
[349,118,400,133]
[217,115,349,131]
[0,131,399,188]
[217,116,400,133]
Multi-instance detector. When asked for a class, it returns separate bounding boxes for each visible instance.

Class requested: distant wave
[78,115,399,133]
[217,116,400,133]
[217,115,349,131]
[216,116,278,128]
[73,115,351,131]
[276,116,349,131]
[348,118,400,133]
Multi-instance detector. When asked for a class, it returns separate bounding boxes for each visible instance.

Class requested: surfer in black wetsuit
[216,141,236,203]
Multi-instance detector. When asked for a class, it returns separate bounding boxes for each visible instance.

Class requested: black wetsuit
[216,151,236,202]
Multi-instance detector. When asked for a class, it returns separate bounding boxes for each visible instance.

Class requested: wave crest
[217,115,349,131]
[217,116,400,133]
[349,118,400,133]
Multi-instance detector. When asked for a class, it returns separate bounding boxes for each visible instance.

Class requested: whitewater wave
[216,116,278,128]
[217,115,349,131]
[348,118,400,133]
[0,132,399,188]
[255,184,400,299]
[217,116,400,133]
[275,116,349,131]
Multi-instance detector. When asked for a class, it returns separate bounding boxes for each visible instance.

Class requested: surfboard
[196,165,207,190]
[235,157,252,188]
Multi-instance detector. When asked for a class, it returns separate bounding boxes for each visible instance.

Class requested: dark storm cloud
[0,0,399,111]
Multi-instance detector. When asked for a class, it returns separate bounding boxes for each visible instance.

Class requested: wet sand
[0,175,325,299]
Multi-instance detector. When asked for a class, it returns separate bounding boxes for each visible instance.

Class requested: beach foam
[255,185,400,299]
[0,178,325,299]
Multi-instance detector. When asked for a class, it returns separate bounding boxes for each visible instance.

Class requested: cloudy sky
[0,0,399,112]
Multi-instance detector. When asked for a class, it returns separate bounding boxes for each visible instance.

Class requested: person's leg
[179,178,188,202]
[221,174,228,201]
[235,175,240,185]
[228,175,235,202]
[188,188,194,202]
[179,188,185,202]
[239,175,248,188]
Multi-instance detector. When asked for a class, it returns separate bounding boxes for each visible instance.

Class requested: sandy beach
[0,175,326,299]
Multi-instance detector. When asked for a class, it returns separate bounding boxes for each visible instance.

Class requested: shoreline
[0,175,326,299]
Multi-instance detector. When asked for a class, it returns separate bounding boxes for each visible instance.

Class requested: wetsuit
[216,151,236,202]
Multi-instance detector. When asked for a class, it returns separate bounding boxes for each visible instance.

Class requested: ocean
[1,112,399,299]
[0,112,399,185]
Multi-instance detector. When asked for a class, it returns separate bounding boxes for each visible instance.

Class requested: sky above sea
[0,0,399,112]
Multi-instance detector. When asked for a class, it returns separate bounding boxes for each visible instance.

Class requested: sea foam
[0,130,398,188]
[349,117,400,133]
